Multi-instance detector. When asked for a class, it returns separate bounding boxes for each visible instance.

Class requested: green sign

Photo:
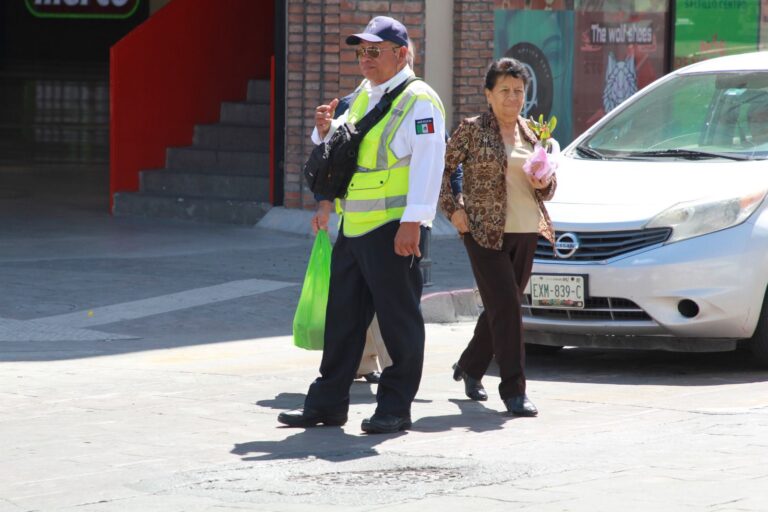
[674,0,759,69]
[25,0,141,20]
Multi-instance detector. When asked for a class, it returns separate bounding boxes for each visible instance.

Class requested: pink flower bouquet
[523,143,558,180]
[523,114,559,181]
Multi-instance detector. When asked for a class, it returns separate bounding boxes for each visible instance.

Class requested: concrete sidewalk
[0,202,474,359]
[3,325,768,511]
[2,200,767,511]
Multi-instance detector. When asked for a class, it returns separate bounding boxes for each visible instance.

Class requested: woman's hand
[527,173,553,190]
[451,209,470,234]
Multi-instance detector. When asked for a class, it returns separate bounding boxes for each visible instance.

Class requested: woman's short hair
[485,57,530,91]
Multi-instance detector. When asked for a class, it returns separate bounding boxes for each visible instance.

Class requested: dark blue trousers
[304,221,425,417]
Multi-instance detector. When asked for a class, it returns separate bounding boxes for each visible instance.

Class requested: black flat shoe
[361,413,411,434]
[452,363,488,401]
[357,371,381,384]
[277,408,348,427]
[503,395,538,417]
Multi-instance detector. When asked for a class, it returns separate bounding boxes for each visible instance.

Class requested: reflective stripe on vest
[342,194,408,213]
[338,80,443,237]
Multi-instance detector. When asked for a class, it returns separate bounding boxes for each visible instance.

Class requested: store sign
[25,0,141,19]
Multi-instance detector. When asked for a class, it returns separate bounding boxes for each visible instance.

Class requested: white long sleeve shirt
[311,66,446,225]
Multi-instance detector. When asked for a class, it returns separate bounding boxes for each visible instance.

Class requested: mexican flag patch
[415,118,435,135]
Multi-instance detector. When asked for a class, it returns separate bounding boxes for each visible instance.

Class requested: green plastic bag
[292,230,332,350]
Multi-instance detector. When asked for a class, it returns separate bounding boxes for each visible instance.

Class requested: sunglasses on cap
[355,45,402,59]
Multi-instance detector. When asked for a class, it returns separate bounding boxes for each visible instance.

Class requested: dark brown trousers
[458,232,538,399]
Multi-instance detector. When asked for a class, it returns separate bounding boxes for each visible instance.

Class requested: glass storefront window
[493,0,669,144]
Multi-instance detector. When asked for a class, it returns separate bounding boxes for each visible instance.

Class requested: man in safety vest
[278,15,446,434]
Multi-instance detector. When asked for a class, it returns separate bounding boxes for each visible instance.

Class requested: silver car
[524,51,768,366]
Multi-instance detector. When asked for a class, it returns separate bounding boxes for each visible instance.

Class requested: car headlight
[646,190,767,243]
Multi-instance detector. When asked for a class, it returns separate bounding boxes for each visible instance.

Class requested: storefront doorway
[0,0,147,209]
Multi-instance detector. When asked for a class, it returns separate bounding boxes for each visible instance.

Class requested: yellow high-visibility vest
[337,78,444,237]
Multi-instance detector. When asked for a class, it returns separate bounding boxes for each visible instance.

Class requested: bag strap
[351,76,421,136]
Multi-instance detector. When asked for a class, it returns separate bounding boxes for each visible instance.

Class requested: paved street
[2,193,768,511]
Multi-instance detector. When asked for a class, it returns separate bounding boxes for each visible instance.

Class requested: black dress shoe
[503,395,538,417]
[357,371,381,384]
[277,408,347,427]
[452,363,488,401]
[361,413,411,434]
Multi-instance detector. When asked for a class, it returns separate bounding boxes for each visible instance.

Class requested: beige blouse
[504,132,540,233]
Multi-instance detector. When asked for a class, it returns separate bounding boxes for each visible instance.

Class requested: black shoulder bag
[303,76,419,200]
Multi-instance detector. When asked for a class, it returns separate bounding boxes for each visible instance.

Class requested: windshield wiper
[625,148,751,161]
[575,145,605,159]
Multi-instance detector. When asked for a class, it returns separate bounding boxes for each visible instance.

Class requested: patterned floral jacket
[439,111,556,251]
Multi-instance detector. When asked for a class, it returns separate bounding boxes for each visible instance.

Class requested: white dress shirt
[311,66,446,225]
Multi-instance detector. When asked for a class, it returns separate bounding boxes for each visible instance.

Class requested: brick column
[451,0,494,131]
[284,0,426,210]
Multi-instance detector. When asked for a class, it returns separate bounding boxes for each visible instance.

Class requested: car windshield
[577,71,768,160]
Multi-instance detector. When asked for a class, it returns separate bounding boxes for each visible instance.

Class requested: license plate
[528,274,586,309]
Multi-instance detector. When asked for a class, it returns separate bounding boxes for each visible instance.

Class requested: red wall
[110,0,275,208]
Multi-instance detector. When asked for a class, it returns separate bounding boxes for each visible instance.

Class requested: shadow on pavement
[515,346,768,386]
[411,398,509,433]
[231,427,403,462]
[243,389,412,464]
[256,384,380,412]
[237,400,507,462]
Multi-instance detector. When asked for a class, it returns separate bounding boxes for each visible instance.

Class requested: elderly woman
[439,57,557,416]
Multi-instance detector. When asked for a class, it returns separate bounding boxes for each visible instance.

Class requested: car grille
[523,295,651,321]
[536,228,672,262]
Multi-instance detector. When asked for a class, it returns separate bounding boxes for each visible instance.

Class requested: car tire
[748,290,768,366]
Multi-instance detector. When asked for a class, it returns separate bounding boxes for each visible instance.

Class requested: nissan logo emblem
[554,233,580,259]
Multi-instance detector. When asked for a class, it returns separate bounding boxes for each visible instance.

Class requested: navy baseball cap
[346,16,409,47]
